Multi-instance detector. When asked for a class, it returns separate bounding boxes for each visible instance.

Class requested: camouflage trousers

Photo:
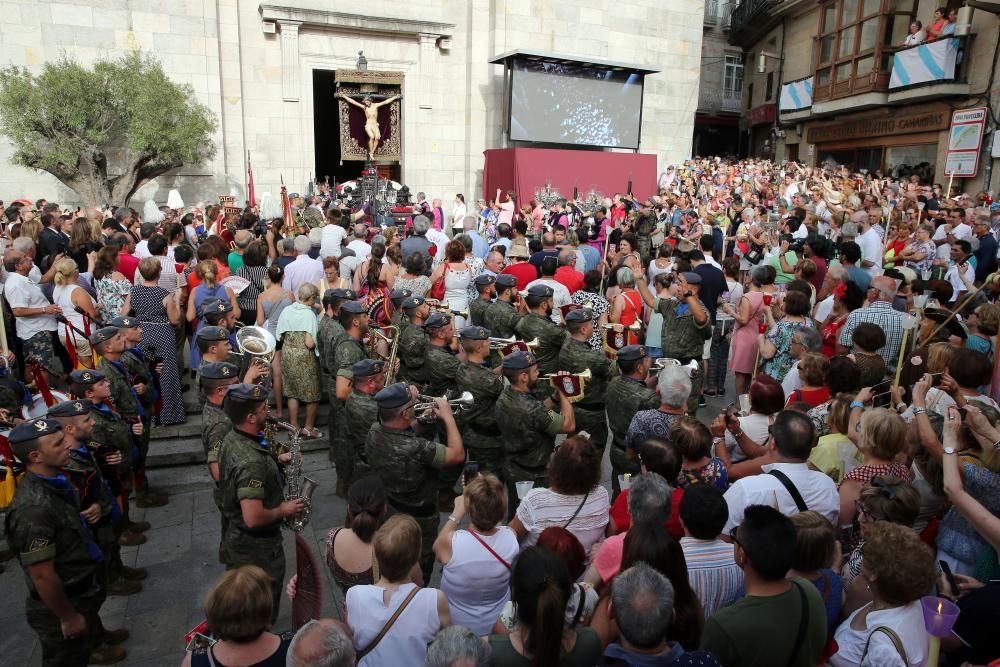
[225,534,286,623]
[329,399,356,492]
[573,404,609,451]
[24,331,64,375]
[26,592,102,667]
[463,432,506,483]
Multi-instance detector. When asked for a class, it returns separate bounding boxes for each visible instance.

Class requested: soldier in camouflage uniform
[638,271,710,414]
[397,296,431,386]
[5,417,129,666]
[365,382,465,584]
[604,345,659,496]
[557,309,619,450]
[317,288,353,464]
[423,311,463,507]
[331,300,370,497]
[389,288,413,331]
[197,325,266,386]
[514,284,568,376]
[343,359,385,484]
[483,274,523,339]
[217,383,304,621]
[198,362,239,562]
[634,200,657,265]
[495,351,576,514]
[454,325,505,479]
[468,275,496,327]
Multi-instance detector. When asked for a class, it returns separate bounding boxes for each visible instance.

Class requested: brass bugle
[413,391,475,412]
[600,321,641,333]
[489,335,516,348]
[538,368,593,381]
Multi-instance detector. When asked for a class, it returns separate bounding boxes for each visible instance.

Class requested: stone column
[278,20,302,102]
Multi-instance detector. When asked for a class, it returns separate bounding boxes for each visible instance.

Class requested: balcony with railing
[699,87,743,114]
[728,0,808,47]
[705,0,733,29]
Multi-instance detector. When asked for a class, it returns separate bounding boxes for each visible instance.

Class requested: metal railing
[706,0,734,27]
[699,87,743,113]
[728,0,774,33]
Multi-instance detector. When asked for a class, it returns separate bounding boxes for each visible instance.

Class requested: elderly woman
[395,251,432,297]
[609,267,643,346]
[786,352,830,408]
[841,407,913,527]
[92,245,132,325]
[123,256,185,425]
[320,255,351,293]
[346,515,450,667]
[848,323,887,387]
[434,474,518,636]
[899,223,937,278]
[573,269,611,351]
[183,566,294,667]
[964,302,1000,364]
[759,290,814,383]
[831,522,934,666]
[724,264,774,396]
[712,374,785,465]
[52,257,99,369]
[276,282,322,438]
[509,435,610,554]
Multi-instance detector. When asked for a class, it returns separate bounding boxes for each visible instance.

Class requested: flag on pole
[247,152,257,209]
[280,175,294,236]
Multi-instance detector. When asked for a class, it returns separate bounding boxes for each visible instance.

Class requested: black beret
[352,358,386,378]
[89,326,119,345]
[495,274,518,289]
[9,417,62,444]
[390,288,413,301]
[110,316,139,329]
[224,383,269,403]
[340,300,367,314]
[200,298,233,316]
[197,326,230,343]
[565,309,594,323]
[374,382,412,409]
[424,312,452,330]
[503,350,538,370]
[48,399,94,418]
[474,274,496,287]
[681,271,702,285]
[402,296,426,310]
[526,284,554,298]
[459,325,491,340]
[330,288,357,300]
[617,345,648,362]
[200,362,239,381]
[69,369,106,385]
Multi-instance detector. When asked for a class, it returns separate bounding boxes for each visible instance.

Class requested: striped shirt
[515,486,610,556]
[680,536,745,619]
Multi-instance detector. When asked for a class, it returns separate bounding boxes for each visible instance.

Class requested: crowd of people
[2,155,1000,666]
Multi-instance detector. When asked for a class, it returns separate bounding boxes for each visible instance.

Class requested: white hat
[166,189,184,210]
[143,199,165,224]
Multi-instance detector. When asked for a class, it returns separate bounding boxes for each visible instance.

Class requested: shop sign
[745,104,776,127]
[806,110,949,143]
[944,107,987,177]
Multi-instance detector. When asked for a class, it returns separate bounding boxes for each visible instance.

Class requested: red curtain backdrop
[483,148,658,203]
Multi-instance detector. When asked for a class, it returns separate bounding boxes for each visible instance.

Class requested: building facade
[694,0,743,157]
[0,0,704,207]
[729,0,1000,193]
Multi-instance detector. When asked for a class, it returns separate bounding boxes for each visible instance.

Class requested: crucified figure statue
[337,91,401,161]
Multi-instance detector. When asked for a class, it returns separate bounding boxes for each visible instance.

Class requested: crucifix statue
[337,91,401,161]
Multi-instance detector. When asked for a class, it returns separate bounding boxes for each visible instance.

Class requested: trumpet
[412,391,475,422]
[600,321,642,333]
[650,358,700,376]
[538,369,592,382]
[538,369,592,404]
[368,325,401,385]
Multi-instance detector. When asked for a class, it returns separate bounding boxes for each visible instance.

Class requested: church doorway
[312,69,402,190]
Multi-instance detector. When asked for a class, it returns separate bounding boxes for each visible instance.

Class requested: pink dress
[729,291,765,374]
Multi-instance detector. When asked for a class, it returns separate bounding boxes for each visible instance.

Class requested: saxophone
[266,415,319,532]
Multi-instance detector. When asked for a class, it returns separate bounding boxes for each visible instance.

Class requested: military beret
[495,274,518,289]
[473,274,496,287]
[402,296,426,310]
[565,308,594,323]
[390,288,413,301]
[9,417,63,444]
[47,399,94,418]
[197,326,231,343]
[340,300,367,315]
[200,362,239,381]
[503,350,538,370]
[330,288,357,300]
[224,383,268,403]
[681,271,702,285]
[110,316,139,329]
[617,345,648,362]
[424,312,452,329]
[69,369,106,385]
[526,284,554,298]
[89,326,119,345]
[374,382,412,409]
[352,358,386,378]
[459,325,491,340]
[200,298,233,316]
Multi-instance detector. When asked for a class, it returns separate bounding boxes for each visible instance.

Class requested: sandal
[304,428,322,440]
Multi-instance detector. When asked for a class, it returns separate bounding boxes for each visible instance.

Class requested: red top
[553,266,584,295]
[785,386,830,409]
[117,252,140,283]
[502,262,539,289]
[821,315,847,357]
[610,486,684,539]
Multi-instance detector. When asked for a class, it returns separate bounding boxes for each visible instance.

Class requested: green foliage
[0,51,216,201]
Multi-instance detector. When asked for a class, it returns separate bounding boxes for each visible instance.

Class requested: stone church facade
[0,0,703,206]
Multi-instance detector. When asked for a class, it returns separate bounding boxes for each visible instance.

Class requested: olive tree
[0,51,216,206]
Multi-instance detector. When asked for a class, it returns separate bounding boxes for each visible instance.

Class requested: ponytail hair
[511,547,572,667]
[195,260,218,288]
[367,243,386,289]
[345,476,386,543]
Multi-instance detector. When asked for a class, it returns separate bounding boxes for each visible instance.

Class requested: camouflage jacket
[316,315,344,380]
[605,376,659,450]
[89,403,133,473]
[398,324,429,384]
[514,313,568,375]
[657,297,711,360]
[454,360,504,435]
[98,357,140,418]
[495,386,564,474]
[122,348,155,413]
[424,345,461,398]
[484,300,521,339]
[557,338,619,407]
[333,335,368,381]
[218,428,284,542]
[469,297,492,327]
[344,390,379,455]
[202,402,232,465]
[365,423,446,517]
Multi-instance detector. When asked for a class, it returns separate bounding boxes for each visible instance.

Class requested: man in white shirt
[526,256,571,323]
[320,216,348,258]
[283,234,324,295]
[854,211,883,278]
[723,410,839,532]
[813,266,847,323]
[426,225,450,266]
[781,175,799,203]
[3,250,63,375]
[944,239,976,304]
[11,237,45,283]
[345,223,371,260]
[133,222,156,260]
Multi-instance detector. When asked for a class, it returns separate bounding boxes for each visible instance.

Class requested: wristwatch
[943,446,956,455]
[913,407,928,415]
[684,291,694,298]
